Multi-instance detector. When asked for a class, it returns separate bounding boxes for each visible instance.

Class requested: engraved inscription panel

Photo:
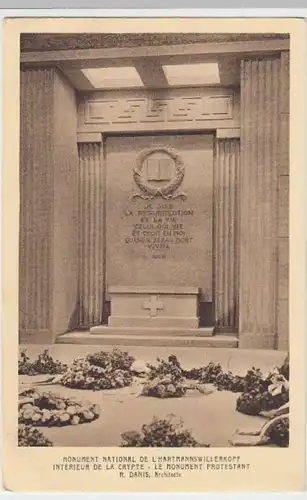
[106,134,213,301]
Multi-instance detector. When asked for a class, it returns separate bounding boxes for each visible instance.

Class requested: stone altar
[89,286,217,336]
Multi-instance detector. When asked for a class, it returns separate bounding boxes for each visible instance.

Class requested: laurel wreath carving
[131,146,187,201]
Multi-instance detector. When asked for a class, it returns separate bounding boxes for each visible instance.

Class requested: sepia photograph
[2,17,306,492]
[17,30,290,450]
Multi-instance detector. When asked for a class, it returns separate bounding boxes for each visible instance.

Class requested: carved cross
[142,295,164,317]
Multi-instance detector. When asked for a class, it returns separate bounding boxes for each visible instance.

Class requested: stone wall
[239,54,289,349]
[19,69,79,343]
[52,72,79,336]
[277,52,290,351]
[19,51,289,349]
[19,69,54,342]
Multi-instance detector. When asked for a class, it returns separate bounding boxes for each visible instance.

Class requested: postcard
[2,16,306,492]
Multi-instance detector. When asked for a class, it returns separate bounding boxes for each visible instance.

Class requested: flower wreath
[132,146,186,200]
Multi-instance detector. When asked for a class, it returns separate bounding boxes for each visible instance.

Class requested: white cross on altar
[142,295,164,317]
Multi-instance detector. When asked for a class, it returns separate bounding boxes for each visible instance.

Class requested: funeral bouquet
[18,424,53,447]
[59,348,135,390]
[141,357,187,398]
[19,389,100,427]
[184,363,262,393]
[121,415,207,447]
[269,417,289,447]
[236,365,289,416]
[18,349,67,376]
[183,361,223,382]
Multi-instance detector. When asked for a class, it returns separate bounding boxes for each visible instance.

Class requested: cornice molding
[21,39,290,67]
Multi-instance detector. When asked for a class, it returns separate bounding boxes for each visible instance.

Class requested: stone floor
[19,344,287,447]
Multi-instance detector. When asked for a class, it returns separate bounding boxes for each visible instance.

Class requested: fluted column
[19,69,79,343]
[214,138,240,331]
[239,57,280,349]
[78,140,105,327]
[19,70,54,340]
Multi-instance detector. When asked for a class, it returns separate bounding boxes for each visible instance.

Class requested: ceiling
[61,58,241,91]
[20,33,289,52]
[21,33,288,92]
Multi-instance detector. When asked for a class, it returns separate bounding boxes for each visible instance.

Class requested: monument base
[90,326,214,337]
[57,331,238,348]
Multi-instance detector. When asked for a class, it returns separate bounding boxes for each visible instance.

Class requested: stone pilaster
[77,140,105,327]
[214,138,240,331]
[277,51,290,350]
[19,69,79,343]
[239,57,280,349]
[19,69,54,342]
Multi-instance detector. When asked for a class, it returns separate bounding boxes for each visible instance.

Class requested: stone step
[90,325,214,337]
[56,331,238,348]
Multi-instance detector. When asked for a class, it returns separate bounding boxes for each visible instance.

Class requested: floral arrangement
[19,389,100,427]
[142,357,266,399]
[121,415,208,447]
[269,417,289,447]
[17,347,290,448]
[18,424,53,447]
[59,348,135,390]
[142,357,187,398]
[18,349,67,376]
[279,354,289,380]
[236,368,289,416]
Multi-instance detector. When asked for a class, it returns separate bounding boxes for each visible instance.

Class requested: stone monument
[91,134,215,338]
